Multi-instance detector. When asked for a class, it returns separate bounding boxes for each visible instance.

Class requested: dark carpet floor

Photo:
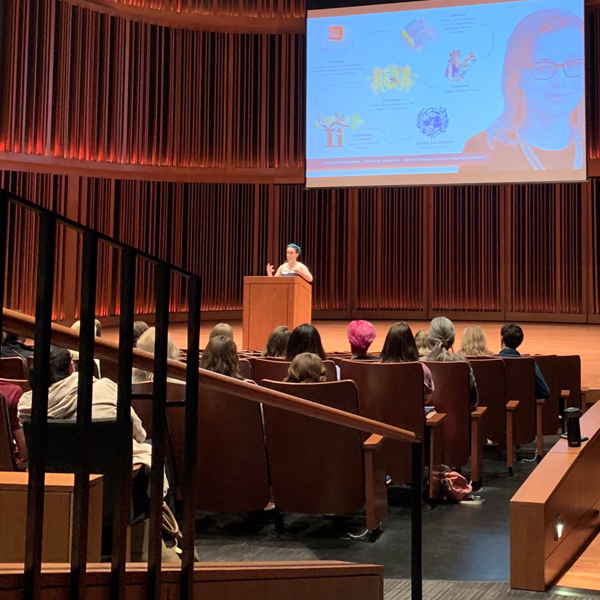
[193,447,546,579]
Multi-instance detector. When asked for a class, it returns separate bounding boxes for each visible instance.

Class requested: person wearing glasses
[462,9,584,172]
[266,243,313,283]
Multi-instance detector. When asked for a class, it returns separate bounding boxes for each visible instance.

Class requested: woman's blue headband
[287,243,301,254]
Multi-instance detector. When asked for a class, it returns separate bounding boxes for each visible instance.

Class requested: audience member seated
[0,380,27,463]
[460,325,493,357]
[133,327,180,383]
[414,330,431,358]
[347,320,377,360]
[380,322,434,401]
[426,316,479,409]
[133,321,150,347]
[69,319,102,361]
[496,323,550,399]
[284,353,326,383]
[261,326,290,358]
[285,323,327,361]
[209,322,234,340]
[1,331,34,360]
[200,335,251,381]
[18,346,154,480]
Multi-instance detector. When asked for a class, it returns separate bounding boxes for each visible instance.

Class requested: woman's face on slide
[518,28,584,119]
[286,247,299,262]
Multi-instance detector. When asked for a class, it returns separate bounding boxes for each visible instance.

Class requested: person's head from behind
[285,353,326,383]
[71,319,102,337]
[262,326,290,358]
[380,322,419,363]
[501,323,524,350]
[209,323,234,341]
[200,335,241,378]
[3,331,25,345]
[133,321,149,347]
[29,346,73,386]
[136,327,180,360]
[427,316,456,359]
[347,320,377,356]
[286,323,326,361]
[489,8,584,148]
[460,325,491,356]
[414,330,431,357]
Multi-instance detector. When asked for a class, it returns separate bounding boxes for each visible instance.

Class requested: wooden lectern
[243,276,312,351]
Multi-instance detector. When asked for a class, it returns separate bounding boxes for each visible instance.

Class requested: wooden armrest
[560,389,570,397]
[470,406,487,419]
[506,400,519,411]
[582,387,589,393]
[363,433,385,449]
[536,398,545,405]
[425,413,446,427]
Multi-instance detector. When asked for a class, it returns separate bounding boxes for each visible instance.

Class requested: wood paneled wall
[1,0,600,324]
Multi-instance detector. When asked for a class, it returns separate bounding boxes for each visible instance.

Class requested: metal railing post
[24,212,56,600]
[411,440,423,600]
[0,194,7,334]
[70,231,99,600]
[111,247,136,600]
[147,263,171,600]
[181,276,201,600]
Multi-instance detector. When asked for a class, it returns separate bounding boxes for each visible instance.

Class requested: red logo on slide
[328,26,344,41]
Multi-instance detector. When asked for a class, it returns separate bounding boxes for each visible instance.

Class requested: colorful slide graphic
[305,0,585,187]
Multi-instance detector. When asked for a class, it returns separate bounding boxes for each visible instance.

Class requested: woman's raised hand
[266,263,274,276]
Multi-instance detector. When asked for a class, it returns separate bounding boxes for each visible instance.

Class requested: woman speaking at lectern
[266,243,313,283]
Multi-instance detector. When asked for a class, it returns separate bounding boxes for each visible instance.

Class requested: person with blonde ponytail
[426,316,479,409]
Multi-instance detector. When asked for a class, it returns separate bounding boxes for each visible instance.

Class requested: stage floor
[104,319,600,388]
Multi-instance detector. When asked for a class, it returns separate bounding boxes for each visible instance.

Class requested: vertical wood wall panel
[0,0,304,170]
[431,186,502,313]
[355,188,425,312]
[2,1,600,323]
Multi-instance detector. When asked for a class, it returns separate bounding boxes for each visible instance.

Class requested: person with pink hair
[347,320,377,360]
[462,8,584,173]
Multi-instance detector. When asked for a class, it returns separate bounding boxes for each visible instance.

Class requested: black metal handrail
[0,187,423,600]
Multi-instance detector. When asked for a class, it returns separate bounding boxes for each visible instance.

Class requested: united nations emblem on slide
[416,107,449,138]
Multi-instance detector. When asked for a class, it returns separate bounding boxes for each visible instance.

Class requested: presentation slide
[306,0,585,187]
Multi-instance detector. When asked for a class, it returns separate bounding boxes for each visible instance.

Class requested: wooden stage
[105,319,600,388]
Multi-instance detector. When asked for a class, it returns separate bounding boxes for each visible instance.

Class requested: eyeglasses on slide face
[528,59,584,80]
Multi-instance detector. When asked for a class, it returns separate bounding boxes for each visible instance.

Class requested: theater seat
[261,380,387,533]
[0,356,27,380]
[166,380,270,513]
[338,360,445,498]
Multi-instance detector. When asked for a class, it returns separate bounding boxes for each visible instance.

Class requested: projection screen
[305,0,586,187]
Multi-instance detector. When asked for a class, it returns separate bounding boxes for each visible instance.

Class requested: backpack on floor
[440,466,472,502]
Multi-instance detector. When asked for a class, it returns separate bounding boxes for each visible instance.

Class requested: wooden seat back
[557,355,582,409]
[502,357,536,445]
[0,357,27,380]
[261,380,365,515]
[533,355,560,435]
[424,361,471,469]
[469,358,507,448]
[253,357,337,384]
[0,395,17,471]
[166,379,270,512]
[131,380,186,440]
[238,358,253,380]
[338,360,424,483]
